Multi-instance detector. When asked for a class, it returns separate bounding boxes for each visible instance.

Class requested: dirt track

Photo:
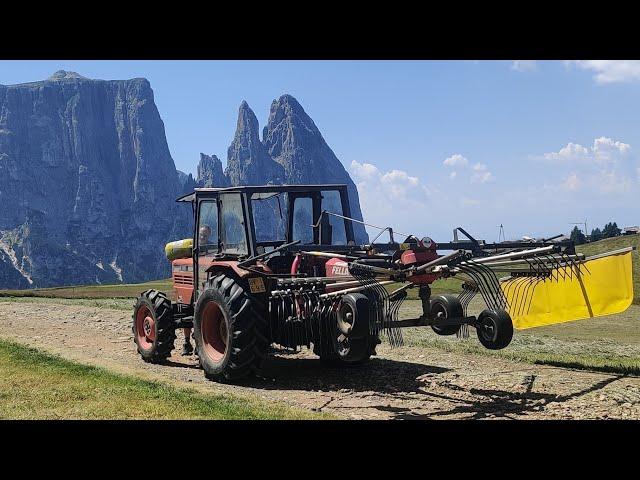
[1,299,639,419]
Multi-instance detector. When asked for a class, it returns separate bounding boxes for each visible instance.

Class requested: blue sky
[1,60,639,243]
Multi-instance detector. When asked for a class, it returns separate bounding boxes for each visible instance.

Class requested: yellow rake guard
[501,248,634,329]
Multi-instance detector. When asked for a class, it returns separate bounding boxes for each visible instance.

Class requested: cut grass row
[403,331,640,376]
[0,339,326,420]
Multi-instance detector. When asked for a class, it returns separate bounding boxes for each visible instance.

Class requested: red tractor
[132,184,632,382]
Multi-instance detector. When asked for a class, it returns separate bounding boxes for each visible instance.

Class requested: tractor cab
[174,184,356,303]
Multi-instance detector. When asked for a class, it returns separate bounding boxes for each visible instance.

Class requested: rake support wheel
[475,309,513,350]
[317,293,378,367]
[430,294,463,336]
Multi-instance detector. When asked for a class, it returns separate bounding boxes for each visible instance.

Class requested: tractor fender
[205,260,252,278]
[205,260,272,278]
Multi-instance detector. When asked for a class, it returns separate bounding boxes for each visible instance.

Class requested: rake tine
[508,276,527,317]
[539,254,560,281]
[476,261,507,310]
[459,263,500,311]
[523,277,542,316]
[518,277,537,317]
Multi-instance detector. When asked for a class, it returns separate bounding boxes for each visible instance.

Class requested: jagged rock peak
[236,100,261,142]
[197,153,229,187]
[47,70,89,81]
[263,94,320,140]
[263,93,331,183]
[226,101,284,186]
[262,93,369,243]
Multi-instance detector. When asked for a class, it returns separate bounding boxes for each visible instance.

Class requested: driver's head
[199,225,211,244]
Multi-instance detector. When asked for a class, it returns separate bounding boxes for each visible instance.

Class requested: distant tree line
[570,222,622,245]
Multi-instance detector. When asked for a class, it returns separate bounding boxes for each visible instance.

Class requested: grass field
[0,339,325,420]
[0,279,173,300]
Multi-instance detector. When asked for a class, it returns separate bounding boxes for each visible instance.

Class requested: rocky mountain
[196,96,369,244]
[0,72,368,289]
[197,153,229,188]
[0,71,190,288]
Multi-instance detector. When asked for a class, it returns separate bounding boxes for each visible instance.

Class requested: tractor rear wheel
[317,293,378,367]
[132,290,176,363]
[430,294,463,336]
[193,273,269,381]
[475,309,513,350]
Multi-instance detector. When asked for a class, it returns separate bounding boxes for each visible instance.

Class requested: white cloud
[543,142,590,162]
[562,172,581,191]
[593,136,631,163]
[444,153,494,183]
[443,154,469,168]
[350,160,431,234]
[511,60,537,72]
[350,161,379,180]
[379,169,420,199]
[541,137,630,165]
[571,60,640,84]
[536,136,637,194]
[471,163,494,183]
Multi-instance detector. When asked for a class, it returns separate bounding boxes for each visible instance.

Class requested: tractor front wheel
[475,309,513,350]
[193,273,269,381]
[132,290,176,363]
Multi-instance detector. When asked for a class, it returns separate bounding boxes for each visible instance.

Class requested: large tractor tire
[430,294,463,336]
[475,309,513,350]
[193,273,269,382]
[132,289,176,363]
[316,293,378,367]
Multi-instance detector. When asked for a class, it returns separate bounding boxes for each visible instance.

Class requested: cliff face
[0,71,189,288]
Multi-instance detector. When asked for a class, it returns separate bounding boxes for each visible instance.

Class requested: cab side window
[220,193,248,255]
[198,200,218,256]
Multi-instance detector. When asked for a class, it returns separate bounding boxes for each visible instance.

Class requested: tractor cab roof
[175,184,348,203]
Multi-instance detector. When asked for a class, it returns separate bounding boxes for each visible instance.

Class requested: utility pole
[570,219,588,239]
